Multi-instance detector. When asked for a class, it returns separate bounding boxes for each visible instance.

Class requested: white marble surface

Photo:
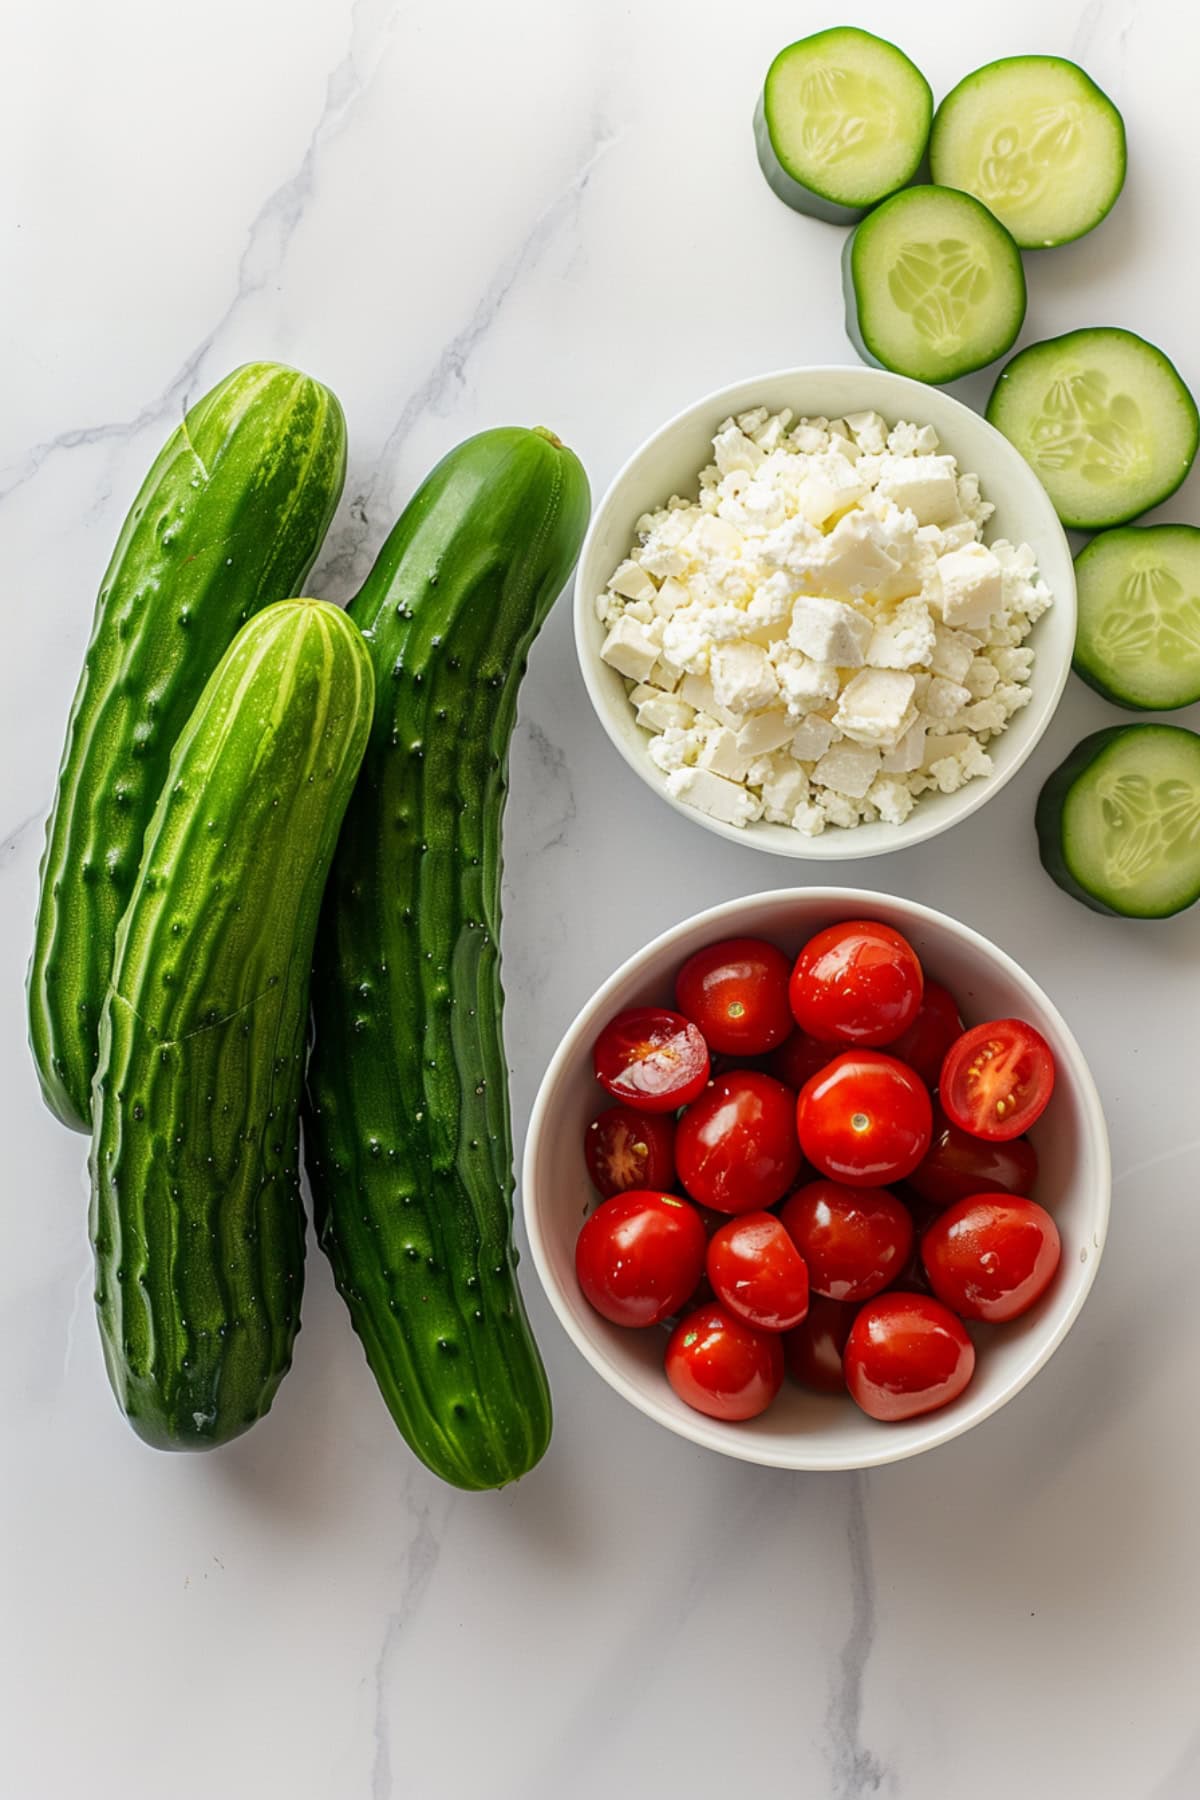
[5,1,1200,1794]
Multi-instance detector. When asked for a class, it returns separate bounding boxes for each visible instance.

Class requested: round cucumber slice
[1074,526,1200,710]
[987,329,1199,529]
[755,27,932,223]
[1037,724,1200,918]
[930,55,1126,248]
[843,185,1026,384]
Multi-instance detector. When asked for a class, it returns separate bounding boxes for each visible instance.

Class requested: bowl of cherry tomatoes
[523,889,1110,1471]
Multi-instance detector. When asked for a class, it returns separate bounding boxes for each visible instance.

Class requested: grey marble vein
[370,1492,446,1799]
[1,807,43,866]
[513,717,578,856]
[826,1473,887,1798]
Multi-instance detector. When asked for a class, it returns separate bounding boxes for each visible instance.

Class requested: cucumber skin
[29,363,347,1132]
[90,601,374,1450]
[754,91,871,225]
[305,428,590,1491]
[1035,725,1200,919]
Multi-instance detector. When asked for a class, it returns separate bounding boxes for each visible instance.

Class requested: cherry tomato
[665,1302,785,1421]
[886,980,964,1087]
[575,1190,706,1328]
[706,1212,810,1332]
[908,1102,1039,1209]
[921,1195,1061,1322]
[676,1071,804,1215]
[844,1293,976,1422]
[789,920,923,1047]
[796,1052,932,1187]
[780,1179,913,1302]
[593,1007,709,1113]
[939,1019,1055,1142]
[675,936,793,1056]
[784,1296,856,1394]
[584,1105,676,1198]
[766,1030,838,1091]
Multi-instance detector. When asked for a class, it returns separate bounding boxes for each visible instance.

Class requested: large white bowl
[575,366,1076,860]
[523,889,1110,1472]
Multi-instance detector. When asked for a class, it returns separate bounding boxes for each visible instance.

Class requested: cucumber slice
[1074,526,1200,710]
[929,56,1126,249]
[755,27,932,224]
[843,185,1026,384]
[987,329,1200,530]
[1036,725,1200,918]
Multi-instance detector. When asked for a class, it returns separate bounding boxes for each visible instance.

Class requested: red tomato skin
[675,937,794,1056]
[909,1103,1039,1209]
[706,1212,811,1332]
[779,1179,914,1302]
[921,1196,1062,1322]
[676,1071,804,1215]
[796,1052,933,1187]
[766,1030,839,1091]
[887,981,965,1087]
[585,1105,677,1198]
[665,1303,785,1421]
[939,1019,1056,1143]
[789,920,924,1047]
[844,1293,976,1422]
[575,1191,707,1328]
[784,1296,856,1393]
[592,1007,710,1113]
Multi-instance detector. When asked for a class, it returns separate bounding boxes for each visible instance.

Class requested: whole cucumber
[30,361,347,1131]
[91,599,374,1449]
[305,427,590,1490]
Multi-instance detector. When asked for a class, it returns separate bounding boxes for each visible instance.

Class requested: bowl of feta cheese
[576,367,1076,856]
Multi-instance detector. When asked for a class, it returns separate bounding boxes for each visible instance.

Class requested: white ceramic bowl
[523,889,1110,1472]
[575,366,1076,860]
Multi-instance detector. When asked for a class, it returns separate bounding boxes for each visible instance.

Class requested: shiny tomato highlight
[844,1293,976,1422]
[796,1052,932,1186]
[675,936,794,1056]
[665,1303,785,1421]
[789,920,923,1047]
[706,1211,810,1332]
[575,1190,706,1328]
[921,1195,1061,1322]
[779,1179,913,1302]
[593,1007,710,1113]
[676,1071,804,1214]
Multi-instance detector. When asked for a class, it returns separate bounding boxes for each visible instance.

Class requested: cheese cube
[833,669,917,750]
[653,577,690,618]
[666,766,762,827]
[762,761,810,823]
[688,514,744,558]
[937,544,1003,629]
[920,731,972,770]
[712,424,763,476]
[631,687,695,733]
[745,571,797,629]
[794,451,867,526]
[930,626,978,685]
[875,454,960,526]
[644,655,683,692]
[601,615,660,681]
[815,510,904,596]
[773,650,841,709]
[787,595,872,666]
[607,559,658,602]
[868,776,917,825]
[812,742,882,799]
[881,718,927,773]
[789,713,838,763]
[709,641,779,716]
[735,710,797,756]
[868,598,936,670]
[844,410,889,454]
[678,673,740,730]
[698,727,754,781]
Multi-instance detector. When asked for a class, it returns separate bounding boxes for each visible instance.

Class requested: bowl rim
[522,885,1112,1472]
[573,362,1077,862]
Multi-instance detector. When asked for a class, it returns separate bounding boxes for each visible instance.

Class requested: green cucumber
[930,55,1126,249]
[29,362,346,1132]
[1074,526,1200,710]
[91,600,374,1449]
[1036,724,1200,918]
[754,27,932,223]
[843,184,1026,384]
[305,427,590,1491]
[986,329,1199,530]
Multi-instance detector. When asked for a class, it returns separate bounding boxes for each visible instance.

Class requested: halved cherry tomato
[676,1071,804,1215]
[575,1190,706,1328]
[665,1302,785,1421]
[675,936,793,1056]
[796,1052,932,1186]
[939,1019,1055,1142]
[886,980,964,1088]
[779,1179,913,1302]
[767,1030,838,1091]
[789,920,923,1047]
[921,1195,1061,1322]
[908,1102,1039,1209]
[585,1105,676,1198]
[706,1212,810,1332]
[784,1296,856,1394]
[844,1293,975,1422]
[593,1007,709,1113]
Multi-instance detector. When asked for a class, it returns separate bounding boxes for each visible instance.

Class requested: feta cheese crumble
[597,407,1052,835]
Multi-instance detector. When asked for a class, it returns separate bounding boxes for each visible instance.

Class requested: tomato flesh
[789,920,924,1047]
[593,1007,710,1113]
[706,1211,810,1332]
[665,1303,785,1421]
[585,1105,676,1197]
[887,980,964,1087]
[921,1195,1061,1322]
[909,1102,1039,1209]
[796,1052,932,1187]
[675,936,794,1056]
[844,1293,976,1422]
[575,1190,706,1328]
[676,1071,804,1215]
[785,1296,856,1394]
[780,1179,913,1302]
[940,1019,1055,1142]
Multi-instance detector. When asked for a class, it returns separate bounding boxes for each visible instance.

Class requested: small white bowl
[523,889,1110,1472]
[574,366,1076,860]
